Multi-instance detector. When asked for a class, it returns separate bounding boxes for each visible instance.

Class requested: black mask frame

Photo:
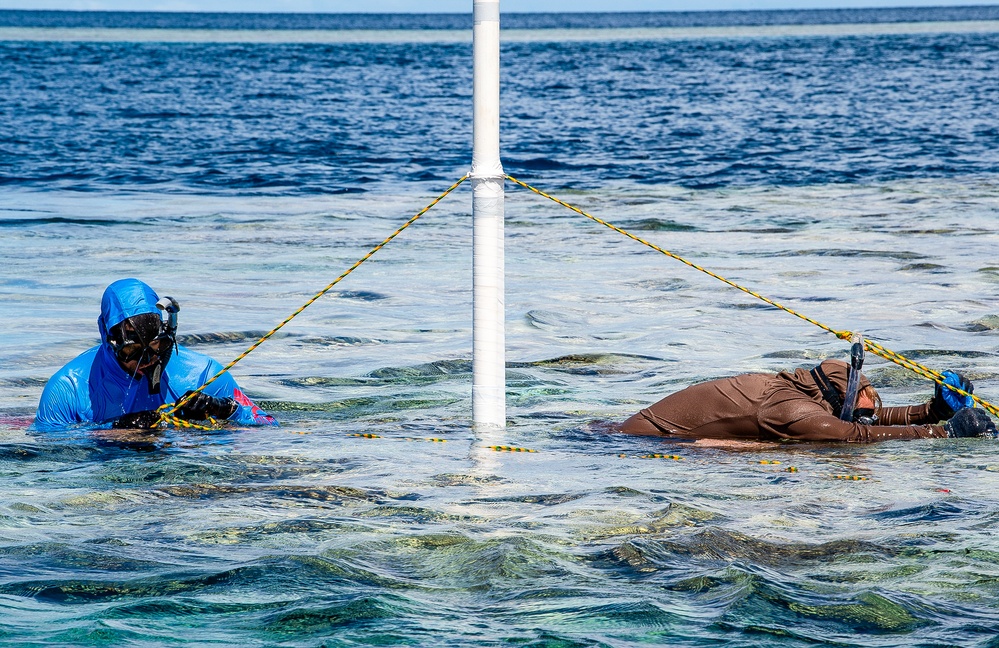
[107,297,180,394]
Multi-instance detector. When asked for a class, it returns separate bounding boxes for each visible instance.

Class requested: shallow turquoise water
[1,179,999,646]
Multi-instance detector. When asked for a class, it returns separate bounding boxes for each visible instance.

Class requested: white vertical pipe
[471,0,505,429]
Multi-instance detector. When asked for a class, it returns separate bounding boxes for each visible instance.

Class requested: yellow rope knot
[152,403,217,432]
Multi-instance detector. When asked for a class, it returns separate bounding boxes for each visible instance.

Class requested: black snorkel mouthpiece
[839,334,865,422]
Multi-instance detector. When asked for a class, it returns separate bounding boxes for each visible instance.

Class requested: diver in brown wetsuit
[619,357,996,443]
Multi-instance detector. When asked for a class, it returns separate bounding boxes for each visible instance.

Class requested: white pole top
[471,0,503,180]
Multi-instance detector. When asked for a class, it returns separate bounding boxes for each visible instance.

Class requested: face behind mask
[108,312,175,393]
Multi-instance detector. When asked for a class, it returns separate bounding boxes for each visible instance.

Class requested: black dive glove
[930,371,975,420]
[176,391,238,421]
[944,408,998,438]
[111,410,161,430]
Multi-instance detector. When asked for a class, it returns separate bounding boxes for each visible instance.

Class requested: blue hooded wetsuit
[35,278,277,430]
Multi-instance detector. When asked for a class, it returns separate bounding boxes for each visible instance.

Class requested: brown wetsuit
[620,359,949,442]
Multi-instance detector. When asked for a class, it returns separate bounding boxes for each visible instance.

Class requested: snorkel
[839,334,865,423]
[146,296,180,394]
[156,296,179,341]
[809,334,877,425]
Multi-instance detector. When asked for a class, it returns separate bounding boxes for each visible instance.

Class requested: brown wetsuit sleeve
[783,414,947,442]
[760,386,946,442]
[877,400,950,426]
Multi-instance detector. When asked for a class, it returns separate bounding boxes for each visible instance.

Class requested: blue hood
[35,278,278,429]
[98,278,160,343]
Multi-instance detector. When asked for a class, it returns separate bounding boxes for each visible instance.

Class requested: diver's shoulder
[39,346,101,409]
[49,346,102,381]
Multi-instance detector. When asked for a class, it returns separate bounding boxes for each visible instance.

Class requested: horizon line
[4,5,999,15]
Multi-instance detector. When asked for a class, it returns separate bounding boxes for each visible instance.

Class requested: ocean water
[2,9,999,647]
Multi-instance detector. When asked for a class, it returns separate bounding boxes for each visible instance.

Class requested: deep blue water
[2,10,999,648]
[1,9,998,193]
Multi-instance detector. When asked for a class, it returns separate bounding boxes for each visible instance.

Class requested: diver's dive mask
[853,408,878,425]
[108,296,180,393]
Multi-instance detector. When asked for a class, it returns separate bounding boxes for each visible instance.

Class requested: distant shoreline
[2,20,998,43]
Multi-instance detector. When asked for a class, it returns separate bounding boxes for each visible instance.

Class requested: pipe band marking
[473,2,501,24]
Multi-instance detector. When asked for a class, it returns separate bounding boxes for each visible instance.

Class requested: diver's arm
[180,384,276,426]
[878,388,967,426]
[168,351,277,426]
[881,372,977,425]
[761,390,946,442]
[228,388,277,426]
[196,363,277,426]
[876,401,940,426]
[781,411,946,442]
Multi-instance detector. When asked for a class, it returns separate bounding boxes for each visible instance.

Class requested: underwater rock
[177,331,278,345]
[608,528,892,571]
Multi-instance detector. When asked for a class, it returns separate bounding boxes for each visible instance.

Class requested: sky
[2,0,999,13]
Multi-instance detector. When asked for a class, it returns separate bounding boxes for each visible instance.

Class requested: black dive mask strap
[810,366,843,418]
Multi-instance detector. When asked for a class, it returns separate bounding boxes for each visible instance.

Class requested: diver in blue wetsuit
[35,278,277,431]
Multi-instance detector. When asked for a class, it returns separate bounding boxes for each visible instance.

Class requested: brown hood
[775,359,872,410]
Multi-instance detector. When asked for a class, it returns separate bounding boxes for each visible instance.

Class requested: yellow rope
[156,175,469,427]
[505,174,998,418]
[155,408,215,432]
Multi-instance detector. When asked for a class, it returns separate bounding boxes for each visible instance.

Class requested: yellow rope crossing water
[154,171,995,430]
[156,174,470,427]
[505,173,998,418]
